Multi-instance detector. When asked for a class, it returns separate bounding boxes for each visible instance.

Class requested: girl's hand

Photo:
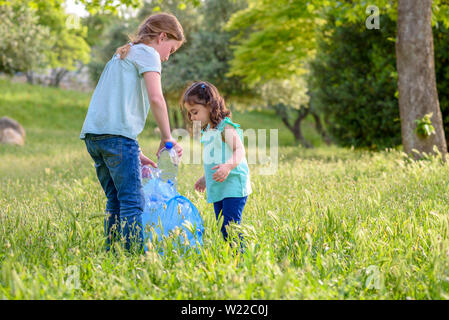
[212,164,232,183]
[139,152,157,168]
[156,138,183,159]
[194,176,206,192]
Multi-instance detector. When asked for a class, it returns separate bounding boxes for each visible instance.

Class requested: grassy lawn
[1,79,449,299]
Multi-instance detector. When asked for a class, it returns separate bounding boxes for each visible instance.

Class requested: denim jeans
[84,134,144,253]
[213,196,248,246]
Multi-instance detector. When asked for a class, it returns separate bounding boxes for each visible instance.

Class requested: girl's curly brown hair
[180,81,231,130]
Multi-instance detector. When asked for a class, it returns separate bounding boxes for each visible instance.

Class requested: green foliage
[76,0,201,14]
[257,76,311,144]
[0,0,90,75]
[258,76,309,109]
[158,0,252,102]
[28,0,90,71]
[309,16,401,149]
[87,0,254,106]
[308,11,449,149]
[82,13,116,48]
[0,3,51,74]
[226,0,320,86]
[86,16,134,83]
[314,0,448,26]
[434,21,449,146]
[86,0,203,90]
[225,0,449,87]
[76,0,144,14]
[415,113,436,138]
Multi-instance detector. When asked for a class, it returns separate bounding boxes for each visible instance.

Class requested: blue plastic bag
[141,175,204,252]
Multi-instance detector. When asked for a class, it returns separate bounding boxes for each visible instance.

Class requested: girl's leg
[86,135,144,253]
[213,200,224,223]
[85,137,120,252]
[217,196,248,245]
[104,137,145,253]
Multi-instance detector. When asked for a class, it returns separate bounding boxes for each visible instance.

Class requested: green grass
[2,78,449,299]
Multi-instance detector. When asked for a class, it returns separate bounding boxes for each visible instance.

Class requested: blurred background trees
[0,0,91,86]
[0,3,52,77]
[308,15,401,149]
[2,0,449,154]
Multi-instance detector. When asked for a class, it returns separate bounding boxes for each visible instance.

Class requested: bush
[309,16,400,149]
[434,23,449,146]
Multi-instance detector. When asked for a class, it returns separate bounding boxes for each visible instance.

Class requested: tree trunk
[396,0,447,160]
[292,108,312,148]
[50,68,69,87]
[25,71,34,85]
[274,103,312,148]
[309,107,332,145]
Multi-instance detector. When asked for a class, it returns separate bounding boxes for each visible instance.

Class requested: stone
[0,117,26,146]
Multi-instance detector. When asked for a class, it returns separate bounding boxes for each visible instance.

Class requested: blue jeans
[84,134,144,253]
[213,196,248,244]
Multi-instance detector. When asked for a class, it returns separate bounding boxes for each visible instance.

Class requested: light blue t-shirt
[80,44,161,140]
[201,117,252,203]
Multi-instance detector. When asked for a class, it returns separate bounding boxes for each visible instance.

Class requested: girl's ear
[158,32,167,43]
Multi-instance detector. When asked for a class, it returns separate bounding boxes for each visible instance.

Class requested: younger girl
[181,81,252,246]
[80,13,184,253]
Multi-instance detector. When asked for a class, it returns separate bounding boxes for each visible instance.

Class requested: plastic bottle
[141,165,153,186]
[157,141,179,190]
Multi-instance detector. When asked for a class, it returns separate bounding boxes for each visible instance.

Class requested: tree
[434,21,449,146]
[397,0,447,159]
[227,0,449,156]
[76,0,201,14]
[86,16,134,84]
[8,0,90,86]
[309,15,401,149]
[31,0,91,87]
[162,0,251,99]
[137,0,253,129]
[258,76,312,147]
[224,0,329,144]
[225,0,319,86]
[0,3,51,76]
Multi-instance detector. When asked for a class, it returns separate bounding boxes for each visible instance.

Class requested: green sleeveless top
[200,117,252,203]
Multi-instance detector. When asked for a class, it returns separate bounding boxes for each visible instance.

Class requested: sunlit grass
[2,79,449,299]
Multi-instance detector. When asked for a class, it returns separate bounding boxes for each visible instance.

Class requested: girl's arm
[194,175,206,192]
[223,126,245,169]
[212,126,245,182]
[143,72,182,157]
[144,72,171,140]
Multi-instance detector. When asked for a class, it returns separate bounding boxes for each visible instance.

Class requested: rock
[0,117,26,146]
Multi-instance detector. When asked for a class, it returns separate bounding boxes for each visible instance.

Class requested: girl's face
[184,103,211,127]
[151,33,182,62]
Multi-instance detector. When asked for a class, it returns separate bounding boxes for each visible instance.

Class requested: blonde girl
[80,13,185,253]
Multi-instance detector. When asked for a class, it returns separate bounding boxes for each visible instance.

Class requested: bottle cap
[165,141,174,149]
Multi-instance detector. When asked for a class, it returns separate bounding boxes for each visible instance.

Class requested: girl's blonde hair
[180,81,231,130]
[116,13,185,59]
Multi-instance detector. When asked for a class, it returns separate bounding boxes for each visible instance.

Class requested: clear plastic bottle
[141,165,153,186]
[157,141,179,190]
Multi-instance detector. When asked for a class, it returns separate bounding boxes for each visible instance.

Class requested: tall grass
[1,79,449,299]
